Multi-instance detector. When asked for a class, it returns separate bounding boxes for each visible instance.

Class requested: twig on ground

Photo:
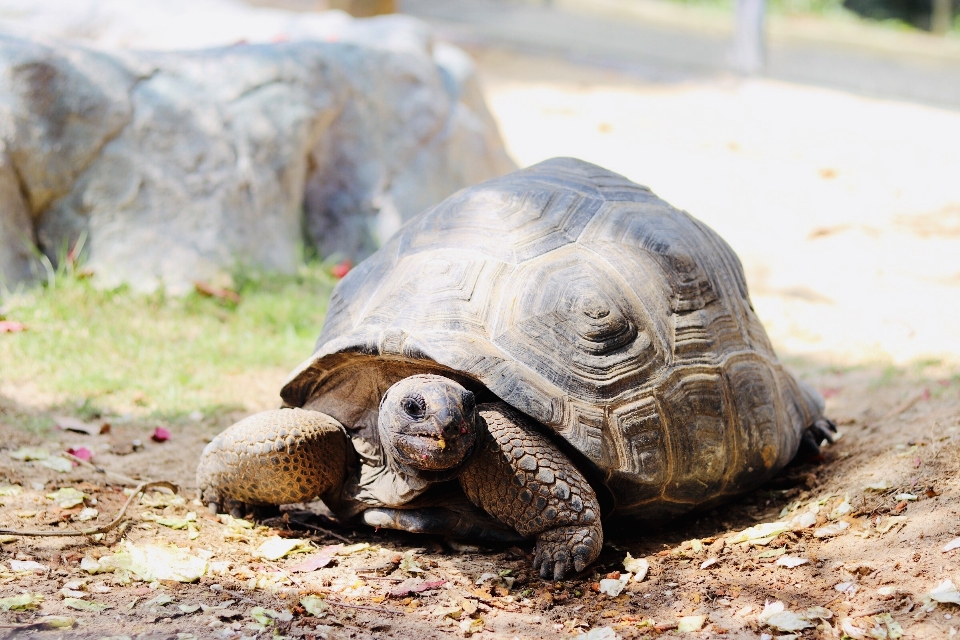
[288,516,352,544]
[62,451,147,486]
[324,599,402,615]
[0,480,178,537]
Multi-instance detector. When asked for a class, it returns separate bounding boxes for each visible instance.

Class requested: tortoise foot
[533,524,603,580]
[797,417,838,459]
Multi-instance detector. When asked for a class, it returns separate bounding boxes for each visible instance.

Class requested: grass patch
[0,264,336,421]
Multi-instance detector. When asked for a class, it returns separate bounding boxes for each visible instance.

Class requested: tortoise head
[378,374,478,474]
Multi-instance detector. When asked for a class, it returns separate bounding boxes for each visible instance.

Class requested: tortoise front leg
[197,409,352,514]
[459,403,603,580]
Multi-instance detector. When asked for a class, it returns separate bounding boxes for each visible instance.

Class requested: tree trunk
[731,0,766,75]
[329,0,395,17]
[932,0,953,35]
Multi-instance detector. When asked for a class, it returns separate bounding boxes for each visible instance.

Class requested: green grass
[0,264,336,423]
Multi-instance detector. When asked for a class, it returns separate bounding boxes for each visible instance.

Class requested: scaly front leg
[197,409,352,515]
[459,403,603,580]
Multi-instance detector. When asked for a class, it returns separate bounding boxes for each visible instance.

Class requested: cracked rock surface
[0,0,513,291]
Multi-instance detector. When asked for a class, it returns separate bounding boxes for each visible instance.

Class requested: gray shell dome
[282,158,823,517]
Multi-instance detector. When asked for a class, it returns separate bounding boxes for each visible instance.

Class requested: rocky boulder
[0,0,514,292]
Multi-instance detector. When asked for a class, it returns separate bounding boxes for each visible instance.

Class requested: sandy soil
[2,45,960,640]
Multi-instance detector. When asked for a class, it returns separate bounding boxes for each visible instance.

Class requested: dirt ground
[3,43,960,640]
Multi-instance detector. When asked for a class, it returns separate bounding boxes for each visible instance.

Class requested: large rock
[0,0,514,292]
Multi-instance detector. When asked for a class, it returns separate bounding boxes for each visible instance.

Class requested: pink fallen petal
[331,260,352,279]
[387,579,447,598]
[151,427,171,443]
[67,447,93,462]
[290,545,343,573]
[0,321,26,333]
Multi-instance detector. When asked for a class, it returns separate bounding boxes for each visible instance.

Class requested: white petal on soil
[775,556,810,568]
[757,601,815,632]
[895,493,918,501]
[840,617,867,639]
[795,511,818,528]
[700,558,718,569]
[677,615,706,632]
[928,579,960,604]
[574,627,620,640]
[814,521,850,538]
[598,573,630,597]
[9,560,47,572]
[623,553,649,581]
[830,499,853,518]
[863,480,892,492]
[943,538,960,552]
[834,581,858,594]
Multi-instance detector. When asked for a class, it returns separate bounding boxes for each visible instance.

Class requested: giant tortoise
[198,158,834,579]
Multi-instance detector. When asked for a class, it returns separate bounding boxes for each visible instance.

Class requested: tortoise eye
[401,395,427,420]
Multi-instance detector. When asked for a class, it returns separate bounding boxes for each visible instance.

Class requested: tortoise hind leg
[197,408,352,514]
[796,417,838,459]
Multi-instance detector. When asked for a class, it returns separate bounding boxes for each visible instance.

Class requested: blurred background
[1,0,958,423]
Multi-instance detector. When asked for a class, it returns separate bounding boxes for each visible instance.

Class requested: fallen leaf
[46,487,88,508]
[250,606,279,626]
[895,493,917,501]
[9,560,46,572]
[757,601,815,632]
[775,556,810,568]
[863,480,892,492]
[151,427,171,443]
[0,484,23,496]
[728,522,789,545]
[40,456,74,473]
[255,536,311,561]
[179,604,201,613]
[623,553,649,581]
[63,597,111,612]
[387,579,447,598]
[0,593,44,610]
[9,447,48,461]
[194,281,241,303]
[300,595,328,617]
[56,416,109,436]
[574,627,620,640]
[876,516,907,534]
[677,615,706,632]
[813,521,850,538]
[290,545,343,572]
[36,616,74,629]
[928,579,960,604]
[83,541,207,582]
[459,617,484,635]
[399,551,424,574]
[338,542,370,555]
[835,581,857,595]
[700,558,718,569]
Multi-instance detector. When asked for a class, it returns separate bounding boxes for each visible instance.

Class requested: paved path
[400,0,960,111]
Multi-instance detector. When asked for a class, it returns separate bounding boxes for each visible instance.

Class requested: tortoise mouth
[392,428,475,471]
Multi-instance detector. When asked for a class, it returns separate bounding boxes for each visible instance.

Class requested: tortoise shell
[282,158,823,518]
